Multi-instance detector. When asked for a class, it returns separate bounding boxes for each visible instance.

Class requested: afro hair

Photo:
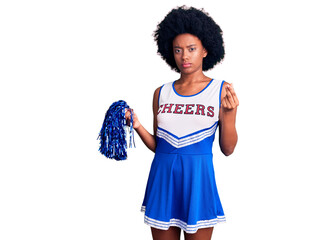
[154,6,225,72]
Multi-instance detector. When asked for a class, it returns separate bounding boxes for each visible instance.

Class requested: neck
[179,71,208,84]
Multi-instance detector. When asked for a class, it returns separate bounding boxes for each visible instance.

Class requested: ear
[203,48,208,58]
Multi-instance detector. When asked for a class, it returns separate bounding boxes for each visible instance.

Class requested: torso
[155,79,225,154]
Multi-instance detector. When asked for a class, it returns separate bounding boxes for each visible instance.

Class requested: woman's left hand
[219,83,239,156]
[221,83,239,112]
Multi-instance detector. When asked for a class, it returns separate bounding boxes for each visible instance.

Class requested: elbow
[219,136,238,156]
[150,142,157,153]
[221,149,234,156]
[220,145,236,156]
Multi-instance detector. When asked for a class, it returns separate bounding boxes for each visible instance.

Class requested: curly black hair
[154,6,225,72]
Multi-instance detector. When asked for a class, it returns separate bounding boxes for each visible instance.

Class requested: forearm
[219,109,238,156]
[135,124,156,153]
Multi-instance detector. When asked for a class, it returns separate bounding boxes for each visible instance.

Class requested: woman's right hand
[125,108,156,152]
[125,109,141,129]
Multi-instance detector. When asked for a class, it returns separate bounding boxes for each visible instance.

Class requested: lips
[182,63,191,68]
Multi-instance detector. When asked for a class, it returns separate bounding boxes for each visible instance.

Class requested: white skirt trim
[141,206,226,234]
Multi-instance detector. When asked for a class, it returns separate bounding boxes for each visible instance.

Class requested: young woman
[126,6,239,240]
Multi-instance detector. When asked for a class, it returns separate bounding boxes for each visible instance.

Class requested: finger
[125,109,134,120]
[225,84,234,95]
[228,86,239,106]
[222,97,228,108]
[229,87,239,104]
[125,110,130,118]
[227,84,240,107]
[221,86,227,99]
[227,84,235,95]
[229,86,239,106]
[227,98,234,109]
[234,95,239,106]
[226,88,235,107]
[224,97,233,109]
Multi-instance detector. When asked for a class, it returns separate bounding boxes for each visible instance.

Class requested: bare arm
[218,82,239,156]
[125,87,161,153]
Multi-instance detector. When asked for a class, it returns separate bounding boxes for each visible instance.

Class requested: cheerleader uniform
[141,79,226,234]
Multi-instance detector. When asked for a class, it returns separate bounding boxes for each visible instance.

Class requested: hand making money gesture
[221,83,239,112]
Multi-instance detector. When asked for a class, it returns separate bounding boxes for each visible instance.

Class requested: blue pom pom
[98,100,135,160]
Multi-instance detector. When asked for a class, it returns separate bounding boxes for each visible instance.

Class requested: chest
[157,80,222,138]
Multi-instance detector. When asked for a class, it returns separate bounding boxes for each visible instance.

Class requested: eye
[174,49,181,54]
[189,47,196,52]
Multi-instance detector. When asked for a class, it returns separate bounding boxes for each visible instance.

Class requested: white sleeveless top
[156,79,224,152]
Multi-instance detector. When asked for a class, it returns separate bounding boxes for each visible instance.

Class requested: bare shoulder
[154,86,162,95]
[152,86,162,110]
[153,86,162,101]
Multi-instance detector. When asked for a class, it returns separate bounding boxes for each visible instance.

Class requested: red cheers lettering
[173,104,184,114]
[161,103,174,113]
[207,106,214,117]
[184,104,195,114]
[158,103,215,117]
[196,104,205,116]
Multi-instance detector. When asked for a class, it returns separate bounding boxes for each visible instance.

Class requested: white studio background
[0,0,335,239]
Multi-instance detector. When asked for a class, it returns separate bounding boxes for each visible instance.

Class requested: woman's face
[172,33,207,75]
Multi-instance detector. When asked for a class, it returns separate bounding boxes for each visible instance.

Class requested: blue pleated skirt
[141,152,225,233]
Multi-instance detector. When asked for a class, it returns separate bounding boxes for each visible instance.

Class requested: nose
[182,50,189,61]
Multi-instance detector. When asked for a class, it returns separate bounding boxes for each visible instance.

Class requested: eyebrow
[174,44,197,48]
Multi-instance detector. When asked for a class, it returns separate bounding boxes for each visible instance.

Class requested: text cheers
[158,103,214,117]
